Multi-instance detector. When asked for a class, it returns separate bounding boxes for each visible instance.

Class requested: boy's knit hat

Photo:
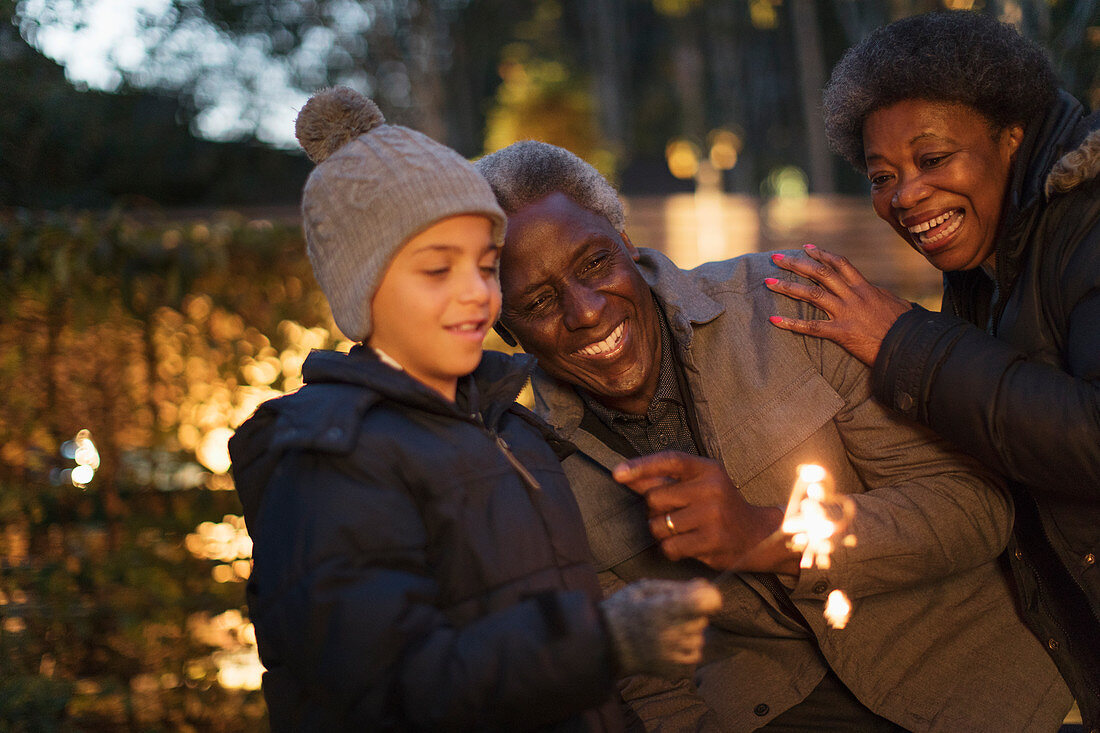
[295,87,506,342]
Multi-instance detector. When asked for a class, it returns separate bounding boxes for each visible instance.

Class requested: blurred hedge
[0,206,345,731]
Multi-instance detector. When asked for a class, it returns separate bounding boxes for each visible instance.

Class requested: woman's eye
[921,154,949,168]
[869,173,892,187]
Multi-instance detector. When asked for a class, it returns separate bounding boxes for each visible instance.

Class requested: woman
[764,10,1100,730]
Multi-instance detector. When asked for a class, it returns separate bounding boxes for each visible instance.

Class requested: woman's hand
[765,244,913,366]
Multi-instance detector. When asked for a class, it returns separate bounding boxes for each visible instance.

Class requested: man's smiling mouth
[573,321,626,358]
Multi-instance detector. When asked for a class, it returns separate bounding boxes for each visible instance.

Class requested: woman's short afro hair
[823,10,1059,172]
[474,141,625,231]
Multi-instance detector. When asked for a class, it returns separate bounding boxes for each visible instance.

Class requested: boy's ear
[494,322,518,347]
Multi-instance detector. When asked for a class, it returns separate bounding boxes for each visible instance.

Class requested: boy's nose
[458,267,493,303]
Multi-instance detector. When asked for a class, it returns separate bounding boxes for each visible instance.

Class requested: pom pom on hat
[295,87,385,164]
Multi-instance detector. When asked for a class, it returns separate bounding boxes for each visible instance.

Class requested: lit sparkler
[781,464,856,629]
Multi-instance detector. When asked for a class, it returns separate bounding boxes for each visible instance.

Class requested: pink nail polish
[772,253,785,262]
[769,316,783,325]
[765,277,779,285]
[804,243,817,250]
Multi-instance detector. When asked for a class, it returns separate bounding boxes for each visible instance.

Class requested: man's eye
[527,293,552,312]
[581,253,609,274]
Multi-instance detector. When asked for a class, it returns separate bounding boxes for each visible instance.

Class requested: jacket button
[1085,553,1096,566]
[1014,549,1024,560]
[812,580,828,595]
[1048,638,1059,650]
[753,703,770,717]
[896,392,914,411]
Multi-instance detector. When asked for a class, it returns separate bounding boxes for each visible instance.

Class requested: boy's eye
[480,257,500,276]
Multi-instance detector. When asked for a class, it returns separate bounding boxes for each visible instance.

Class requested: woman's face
[863,100,1023,272]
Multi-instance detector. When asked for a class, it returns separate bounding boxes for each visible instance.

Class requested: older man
[474,142,1071,732]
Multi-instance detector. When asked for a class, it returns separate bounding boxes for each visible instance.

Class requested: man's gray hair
[475,141,625,231]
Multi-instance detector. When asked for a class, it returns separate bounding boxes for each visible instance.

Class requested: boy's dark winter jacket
[229,346,622,731]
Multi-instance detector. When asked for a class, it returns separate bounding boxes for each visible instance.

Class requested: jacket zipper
[470,409,542,493]
[1014,538,1100,699]
[493,434,542,492]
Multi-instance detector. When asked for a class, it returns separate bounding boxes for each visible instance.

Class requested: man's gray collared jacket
[530,249,1071,732]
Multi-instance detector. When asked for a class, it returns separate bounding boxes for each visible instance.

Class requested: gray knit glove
[600,578,722,678]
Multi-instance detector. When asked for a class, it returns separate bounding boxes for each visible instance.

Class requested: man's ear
[621,231,640,261]
[493,321,518,347]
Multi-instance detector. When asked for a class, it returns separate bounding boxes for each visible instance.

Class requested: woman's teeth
[908,210,964,246]
[576,322,625,356]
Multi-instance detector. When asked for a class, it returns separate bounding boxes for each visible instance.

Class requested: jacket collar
[302,345,535,430]
[950,90,1097,296]
[532,248,719,438]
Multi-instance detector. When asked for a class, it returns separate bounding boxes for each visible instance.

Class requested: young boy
[228,87,719,731]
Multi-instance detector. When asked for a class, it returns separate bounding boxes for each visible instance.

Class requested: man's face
[499,192,661,415]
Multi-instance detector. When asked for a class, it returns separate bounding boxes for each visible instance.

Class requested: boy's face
[369,214,501,400]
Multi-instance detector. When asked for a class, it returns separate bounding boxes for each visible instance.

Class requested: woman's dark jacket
[228,346,622,731]
[874,90,1100,729]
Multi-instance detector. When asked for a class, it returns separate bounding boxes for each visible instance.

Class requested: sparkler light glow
[781,464,856,629]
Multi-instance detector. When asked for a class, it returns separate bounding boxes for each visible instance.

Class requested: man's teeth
[577,323,625,356]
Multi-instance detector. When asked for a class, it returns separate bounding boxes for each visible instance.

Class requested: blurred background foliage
[4,0,1098,208]
[0,0,1097,729]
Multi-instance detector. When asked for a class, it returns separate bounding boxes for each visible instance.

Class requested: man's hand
[612,452,798,574]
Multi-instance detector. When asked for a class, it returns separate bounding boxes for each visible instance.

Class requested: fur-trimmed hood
[1046,127,1100,196]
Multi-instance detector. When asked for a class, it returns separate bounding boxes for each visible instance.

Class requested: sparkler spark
[781,464,856,629]
[824,590,852,630]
